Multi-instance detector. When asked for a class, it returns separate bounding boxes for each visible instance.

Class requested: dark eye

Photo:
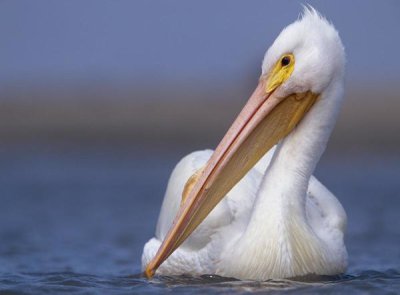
[281,56,291,67]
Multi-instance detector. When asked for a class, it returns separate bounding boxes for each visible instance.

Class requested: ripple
[148,270,400,293]
[3,270,398,294]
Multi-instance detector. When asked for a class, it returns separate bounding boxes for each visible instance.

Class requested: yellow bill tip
[144,265,155,278]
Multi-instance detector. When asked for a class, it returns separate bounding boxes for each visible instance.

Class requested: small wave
[146,269,400,293]
[1,269,399,294]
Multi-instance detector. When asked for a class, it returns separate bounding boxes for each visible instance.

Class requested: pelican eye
[281,56,291,67]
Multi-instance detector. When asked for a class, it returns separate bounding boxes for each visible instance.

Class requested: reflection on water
[0,145,399,294]
[1,271,400,294]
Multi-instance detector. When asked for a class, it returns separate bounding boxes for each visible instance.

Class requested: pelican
[142,7,347,281]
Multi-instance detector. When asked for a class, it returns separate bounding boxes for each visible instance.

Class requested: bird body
[142,148,347,280]
[142,7,348,281]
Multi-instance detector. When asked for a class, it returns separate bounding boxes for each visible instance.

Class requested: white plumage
[142,7,348,280]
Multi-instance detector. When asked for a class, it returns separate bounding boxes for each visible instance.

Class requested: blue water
[0,144,399,294]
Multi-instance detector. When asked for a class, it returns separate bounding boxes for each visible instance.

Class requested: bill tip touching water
[142,6,347,281]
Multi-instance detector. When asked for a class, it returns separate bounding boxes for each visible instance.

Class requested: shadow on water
[1,270,400,294]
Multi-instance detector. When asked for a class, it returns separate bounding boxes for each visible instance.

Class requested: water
[0,144,399,294]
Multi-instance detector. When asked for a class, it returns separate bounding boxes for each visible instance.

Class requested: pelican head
[262,7,345,99]
[146,7,346,278]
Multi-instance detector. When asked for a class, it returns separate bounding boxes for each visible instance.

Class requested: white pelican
[142,7,347,281]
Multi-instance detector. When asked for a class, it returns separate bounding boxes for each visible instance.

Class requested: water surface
[0,145,399,293]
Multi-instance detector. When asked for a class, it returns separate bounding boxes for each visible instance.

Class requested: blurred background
[1,0,399,149]
[0,1,399,292]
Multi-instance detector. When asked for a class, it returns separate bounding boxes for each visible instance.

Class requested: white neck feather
[219,80,344,280]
